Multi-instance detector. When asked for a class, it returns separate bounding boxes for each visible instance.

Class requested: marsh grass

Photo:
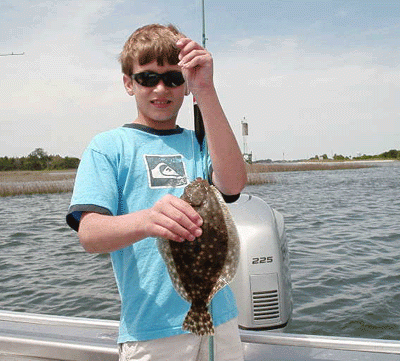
[246,172,277,185]
[0,162,378,195]
[0,170,76,197]
[245,161,375,185]
[246,161,374,174]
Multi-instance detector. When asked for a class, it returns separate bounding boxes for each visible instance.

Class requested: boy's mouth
[151,99,172,108]
[151,100,171,104]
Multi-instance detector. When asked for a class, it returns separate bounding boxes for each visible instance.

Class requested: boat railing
[240,329,400,354]
[1,310,400,361]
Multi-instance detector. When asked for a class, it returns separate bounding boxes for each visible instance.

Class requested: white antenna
[241,117,252,163]
[242,117,248,154]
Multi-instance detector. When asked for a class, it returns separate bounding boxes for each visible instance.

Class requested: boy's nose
[154,80,169,92]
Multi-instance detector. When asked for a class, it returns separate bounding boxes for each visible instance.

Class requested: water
[1,163,399,340]
[246,163,400,340]
[0,194,120,318]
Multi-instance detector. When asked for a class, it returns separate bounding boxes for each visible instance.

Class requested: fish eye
[184,183,206,206]
[189,193,204,206]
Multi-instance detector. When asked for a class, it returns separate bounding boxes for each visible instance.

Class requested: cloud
[211,35,400,160]
[0,1,132,157]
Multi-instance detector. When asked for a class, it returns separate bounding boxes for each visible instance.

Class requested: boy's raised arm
[176,38,247,196]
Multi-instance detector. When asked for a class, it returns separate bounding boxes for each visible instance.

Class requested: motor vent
[252,290,280,322]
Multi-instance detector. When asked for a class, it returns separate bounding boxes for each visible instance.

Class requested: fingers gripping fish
[158,178,240,336]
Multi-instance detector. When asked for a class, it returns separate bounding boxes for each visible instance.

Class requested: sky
[1,0,399,161]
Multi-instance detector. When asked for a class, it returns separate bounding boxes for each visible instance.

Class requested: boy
[66,24,247,360]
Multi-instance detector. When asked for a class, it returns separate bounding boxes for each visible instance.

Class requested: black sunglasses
[132,71,185,88]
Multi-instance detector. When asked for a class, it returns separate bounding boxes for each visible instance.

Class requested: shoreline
[0,170,76,197]
[247,159,397,172]
[279,159,397,166]
[246,159,398,185]
[1,160,398,196]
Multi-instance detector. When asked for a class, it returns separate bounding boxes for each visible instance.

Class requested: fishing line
[208,302,214,360]
[191,128,196,182]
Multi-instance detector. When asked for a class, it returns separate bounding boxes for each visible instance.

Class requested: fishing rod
[195,3,215,360]
[194,0,208,179]
[0,52,25,57]
[201,0,207,48]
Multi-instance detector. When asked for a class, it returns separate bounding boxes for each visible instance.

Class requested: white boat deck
[1,311,399,361]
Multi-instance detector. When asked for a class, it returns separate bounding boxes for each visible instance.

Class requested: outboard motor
[228,194,292,330]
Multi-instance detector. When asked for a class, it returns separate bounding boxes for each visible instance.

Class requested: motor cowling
[228,194,292,330]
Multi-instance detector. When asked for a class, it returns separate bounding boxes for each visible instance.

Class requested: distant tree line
[353,149,400,160]
[0,148,80,171]
[311,149,400,161]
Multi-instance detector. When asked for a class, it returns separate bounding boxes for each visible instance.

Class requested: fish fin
[157,238,191,302]
[208,185,241,294]
[183,305,214,336]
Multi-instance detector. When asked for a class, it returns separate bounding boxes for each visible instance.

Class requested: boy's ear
[123,74,135,96]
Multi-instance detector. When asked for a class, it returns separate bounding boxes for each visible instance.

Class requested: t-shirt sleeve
[66,138,119,232]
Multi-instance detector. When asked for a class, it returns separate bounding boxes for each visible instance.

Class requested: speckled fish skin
[158,178,240,336]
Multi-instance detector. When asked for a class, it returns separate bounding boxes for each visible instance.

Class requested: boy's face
[123,60,186,130]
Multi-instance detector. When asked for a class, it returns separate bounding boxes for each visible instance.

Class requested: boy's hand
[176,38,214,96]
[145,194,203,242]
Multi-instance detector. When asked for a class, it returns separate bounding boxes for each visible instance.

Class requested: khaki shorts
[118,318,244,361]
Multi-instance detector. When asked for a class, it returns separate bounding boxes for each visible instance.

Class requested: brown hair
[119,24,185,76]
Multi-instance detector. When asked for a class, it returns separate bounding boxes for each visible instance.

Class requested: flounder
[158,178,240,336]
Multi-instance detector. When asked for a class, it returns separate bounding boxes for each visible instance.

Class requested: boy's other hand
[145,194,203,242]
[176,38,214,96]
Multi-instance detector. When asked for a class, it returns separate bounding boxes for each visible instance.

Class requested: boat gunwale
[1,310,400,357]
[240,330,400,354]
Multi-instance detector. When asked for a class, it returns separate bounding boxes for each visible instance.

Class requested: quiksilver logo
[144,155,188,188]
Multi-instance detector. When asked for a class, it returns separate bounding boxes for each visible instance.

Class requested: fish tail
[183,305,214,336]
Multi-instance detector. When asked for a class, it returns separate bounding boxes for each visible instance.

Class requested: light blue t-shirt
[66,124,238,343]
